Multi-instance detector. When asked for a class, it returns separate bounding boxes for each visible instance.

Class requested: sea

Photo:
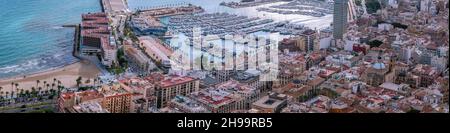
[127,0,333,29]
[0,0,101,78]
[0,0,332,78]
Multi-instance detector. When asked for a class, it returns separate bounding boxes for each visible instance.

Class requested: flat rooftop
[138,36,173,61]
[252,95,286,109]
[216,80,256,94]
[171,95,209,113]
[191,88,240,107]
[159,75,196,88]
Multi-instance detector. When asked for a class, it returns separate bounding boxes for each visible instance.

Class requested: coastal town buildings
[167,95,210,113]
[153,75,200,108]
[333,0,348,39]
[101,86,133,113]
[138,36,173,65]
[189,87,245,113]
[80,12,117,67]
[3,0,449,114]
[251,92,288,113]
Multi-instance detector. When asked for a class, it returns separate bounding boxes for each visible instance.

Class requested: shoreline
[0,60,100,93]
[0,24,81,81]
[0,60,79,81]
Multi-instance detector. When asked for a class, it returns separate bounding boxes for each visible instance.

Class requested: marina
[166,12,308,38]
[220,0,285,8]
[256,0,333,17]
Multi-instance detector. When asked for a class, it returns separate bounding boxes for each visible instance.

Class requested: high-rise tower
[333,0,348,40]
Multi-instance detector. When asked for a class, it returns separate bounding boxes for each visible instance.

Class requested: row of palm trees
[1,76,103,104]
[0,78,65,104]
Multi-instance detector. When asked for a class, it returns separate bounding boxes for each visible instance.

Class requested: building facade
[154,75,200,108]
[333,0,348,39]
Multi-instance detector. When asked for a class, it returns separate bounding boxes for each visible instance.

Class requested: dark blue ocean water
[0,0,100,78]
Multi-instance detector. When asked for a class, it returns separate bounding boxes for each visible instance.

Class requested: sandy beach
[0,60,100,93]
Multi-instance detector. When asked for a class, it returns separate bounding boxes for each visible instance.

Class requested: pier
[72,24,82,59]
[61,24,81,59]
[100,0,105,12]
[62,24,77,28]
[166,12,306,38]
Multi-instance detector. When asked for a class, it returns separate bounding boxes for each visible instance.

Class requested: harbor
[256,0,333,17]
[166,12,308,38]
[220,0,285,8]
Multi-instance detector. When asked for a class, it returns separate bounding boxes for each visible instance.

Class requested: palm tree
[46,84,50,94]
[0,91,4,100]
[76,76,82,87]
[15,83,19,97]
[10,82,14,98]
[31,87,36,97]
[43,81,47,88]
[25,90,30,98]
[19,89,24,97]
[93,78,98,88]
[85,79,91,86]
[51,83,55,91]
[36,80,40,88]
[10,91,14,100]
[57,80,61,87]
[49,88,55,96]
[0,87,3,98]
[38,87,42,96]
[57,80,62,95]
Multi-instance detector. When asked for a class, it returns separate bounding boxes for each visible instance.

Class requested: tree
[51,83,55,91]
[365,0,381,14]
[85,79,91,85]
[10,82,14,98]
[93,78,98,88]
[46,84,50,93]
[50,89,55,96]
[31,87,36,97]
[368,40,383,48]
[36,80,40,88]
[25,90,30,98]
[38,87,42,96]
[76,76,82,87]
[15,83,19,97]
[19,89,24,97]
[59,86,65,94]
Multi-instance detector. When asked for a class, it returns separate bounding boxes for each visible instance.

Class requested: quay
[100,0,105,12]
[61,24,81,59]
[73,24,82,59]
[62,24,77,28]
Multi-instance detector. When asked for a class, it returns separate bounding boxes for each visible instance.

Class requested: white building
[101,36,118,67]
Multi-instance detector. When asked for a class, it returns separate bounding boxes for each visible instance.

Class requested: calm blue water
[0,0,100,78]
[127,0,332,29]
[127,0,239,12]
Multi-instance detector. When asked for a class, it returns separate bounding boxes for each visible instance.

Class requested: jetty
[72,24,82,59]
